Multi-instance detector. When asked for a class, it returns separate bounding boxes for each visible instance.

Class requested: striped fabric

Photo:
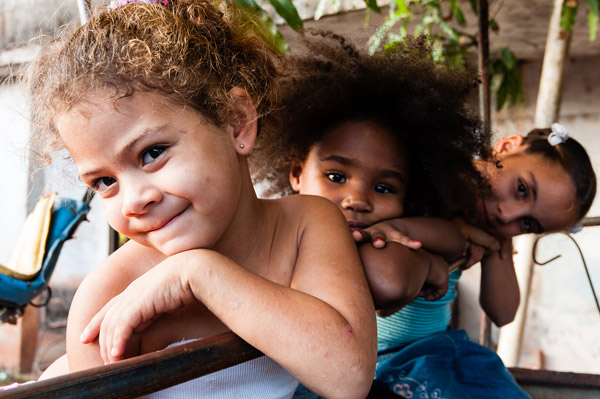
[377,270,462,352]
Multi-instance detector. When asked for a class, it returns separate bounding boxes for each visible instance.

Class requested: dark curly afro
[253,31,492,218]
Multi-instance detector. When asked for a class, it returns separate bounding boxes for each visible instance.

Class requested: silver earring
[239,144,245,149]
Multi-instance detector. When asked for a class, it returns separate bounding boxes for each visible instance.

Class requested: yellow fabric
[0,192,56,280]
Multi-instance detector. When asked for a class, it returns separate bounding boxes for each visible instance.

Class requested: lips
[347,221,368,231]
[148,206,188,232]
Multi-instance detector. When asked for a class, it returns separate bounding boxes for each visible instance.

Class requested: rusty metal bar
[582,216,600,227]
[0,332,262,399]
[510,367,600,389]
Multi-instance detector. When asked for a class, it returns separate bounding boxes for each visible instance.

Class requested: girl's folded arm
[359,242,448,309]
[388,217,467,262]
[362,217,467,262]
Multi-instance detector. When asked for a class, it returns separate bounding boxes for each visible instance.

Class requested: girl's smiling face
[55,90,250,256]
[289,121,408,231]
[475,135,579,239]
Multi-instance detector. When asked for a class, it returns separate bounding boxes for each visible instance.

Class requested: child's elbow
[328,362,375,399]
[491,311,516,327]
[359,243,420,310]
[483,293,520,327]
[370,279,416,310]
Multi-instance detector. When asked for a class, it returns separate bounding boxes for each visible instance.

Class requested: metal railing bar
[0,332,262,399]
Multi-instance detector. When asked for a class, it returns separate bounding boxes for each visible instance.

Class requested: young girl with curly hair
[22,2,377,398]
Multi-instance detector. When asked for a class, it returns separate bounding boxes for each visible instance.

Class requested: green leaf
[588,10,599,40]
[560,3,578,33]
[267,0,303,32]
[468,0,477,13]
[231,0,289,54]
[396,0,409,14]
[496,79,508,111]
[450,0,466,25]
[501,48,517,70]
[587,0,599,41]
[364,0,382,13]
[489,19,499,32]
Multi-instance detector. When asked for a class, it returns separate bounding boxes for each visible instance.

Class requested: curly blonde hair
[24,0,281,164]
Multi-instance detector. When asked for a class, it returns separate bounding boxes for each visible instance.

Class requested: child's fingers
[468,229,500,252]
[352,229,368,242]
[383,230,420,248]
[80,299,113,344]
[352,229,387,248]
[462,244,485,269]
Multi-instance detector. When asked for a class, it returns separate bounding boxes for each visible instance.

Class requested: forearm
[179,249,376,399]
[359,242,430,310]
[387,217,466,261]
[479,254,520,327]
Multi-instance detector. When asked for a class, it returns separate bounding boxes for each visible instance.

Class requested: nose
[122,178,163,217]
[496,200,525,224]
[341,185,373,213]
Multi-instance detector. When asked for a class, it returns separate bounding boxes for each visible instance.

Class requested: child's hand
[452,217,501,268]
[80,256,194,364]
[352,221,422,250]
[417,253,449,301]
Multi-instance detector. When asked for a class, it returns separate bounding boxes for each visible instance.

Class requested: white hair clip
[548,123,569,146]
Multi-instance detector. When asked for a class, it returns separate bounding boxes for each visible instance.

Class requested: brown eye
[374,184,394,194]
[327,172,346,183]
[93,177,116,191]
[517,180,527,197]
[142,145,166,165]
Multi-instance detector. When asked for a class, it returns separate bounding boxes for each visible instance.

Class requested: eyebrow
[79,124,169,179]
[322,155,406,182]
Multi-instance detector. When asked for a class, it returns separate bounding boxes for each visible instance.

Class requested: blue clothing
[375,269,529,398]
[376,329,530,399]
[377,271,461,351]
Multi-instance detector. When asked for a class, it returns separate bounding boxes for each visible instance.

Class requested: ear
[289,159,305,193]
[228,88,258,156]
[493,134,525,155]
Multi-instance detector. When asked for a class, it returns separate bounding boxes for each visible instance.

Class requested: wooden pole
[477,0,493,349]
[477,0,491,136]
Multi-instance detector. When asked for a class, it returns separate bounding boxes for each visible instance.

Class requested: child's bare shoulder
[275,194,343,221]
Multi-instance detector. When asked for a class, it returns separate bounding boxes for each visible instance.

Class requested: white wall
[0,82,109,290]
[0,84,30,265]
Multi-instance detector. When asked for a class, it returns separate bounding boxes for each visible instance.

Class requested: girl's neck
[210,166,267,266]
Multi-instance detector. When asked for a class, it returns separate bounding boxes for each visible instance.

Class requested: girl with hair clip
[369,122,596,399]
[23,1,377,398]
[255,32,596,399]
